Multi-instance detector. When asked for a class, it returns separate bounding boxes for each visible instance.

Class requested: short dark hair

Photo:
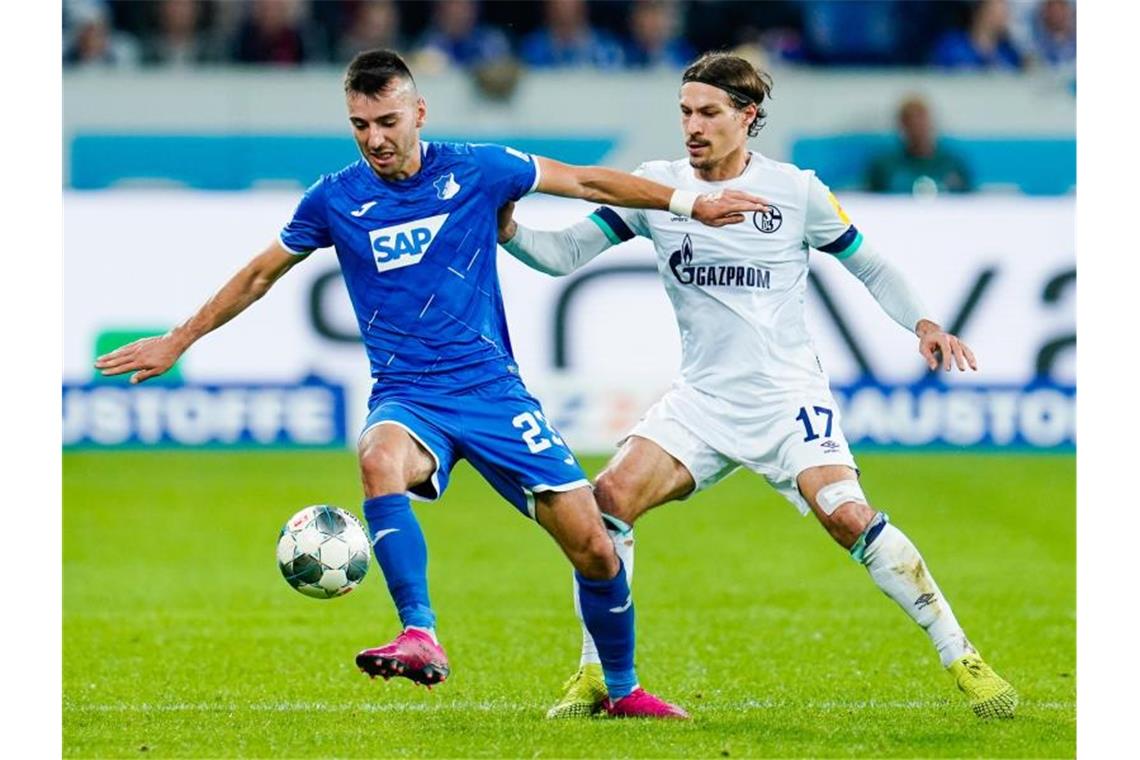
[344,49,416,97]
[681,53,773,137]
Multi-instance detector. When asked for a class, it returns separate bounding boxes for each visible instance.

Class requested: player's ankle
[606,676,638,701]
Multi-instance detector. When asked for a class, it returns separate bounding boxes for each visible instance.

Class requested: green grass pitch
[64,451,1074,758]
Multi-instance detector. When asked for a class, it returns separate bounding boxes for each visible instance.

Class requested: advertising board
[63,191,1074,451]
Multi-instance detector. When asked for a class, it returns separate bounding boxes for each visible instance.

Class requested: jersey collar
[360,141,435,189]
[688,150,758,186]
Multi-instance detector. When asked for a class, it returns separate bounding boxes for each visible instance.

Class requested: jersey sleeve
[471,143,541,206]
[279,176,332,255]
[804,173,863,259]
[585,163,652,243]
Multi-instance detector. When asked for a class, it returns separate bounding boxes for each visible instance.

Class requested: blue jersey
[279,141,541,391]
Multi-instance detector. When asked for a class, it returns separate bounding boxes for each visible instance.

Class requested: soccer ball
[277,505,370,599]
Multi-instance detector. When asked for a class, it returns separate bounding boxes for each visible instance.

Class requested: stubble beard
[688,155,716,172]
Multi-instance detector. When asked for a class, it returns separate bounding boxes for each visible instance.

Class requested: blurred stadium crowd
[65,0,1074,73]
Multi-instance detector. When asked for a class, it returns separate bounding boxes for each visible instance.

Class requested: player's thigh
[594,435,698,524]
[458,379,589,520]
[610,390,740,522]
[359,400,455,500]
[358,423,436,482]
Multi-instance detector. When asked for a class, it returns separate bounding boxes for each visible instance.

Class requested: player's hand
[94,333,186,384]
[497,201,517,244]
[692,189,770,227]
[916,319,978,372]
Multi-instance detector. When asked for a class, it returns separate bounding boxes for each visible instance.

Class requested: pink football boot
[604,687,690,719]
[355,628,450,687]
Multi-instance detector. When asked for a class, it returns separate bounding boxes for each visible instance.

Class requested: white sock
[862,522,973,667]
[578,520,635,667]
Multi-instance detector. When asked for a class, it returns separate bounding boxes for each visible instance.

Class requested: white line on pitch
[65,699,1075,713]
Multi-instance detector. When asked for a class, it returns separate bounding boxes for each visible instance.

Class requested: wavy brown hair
[681,53,773,137]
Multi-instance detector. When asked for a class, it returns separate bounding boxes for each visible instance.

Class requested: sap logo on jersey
[368,213,449,273]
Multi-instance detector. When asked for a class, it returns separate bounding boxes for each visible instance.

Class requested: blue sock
[575,559,637,700]
[362,494,435,630]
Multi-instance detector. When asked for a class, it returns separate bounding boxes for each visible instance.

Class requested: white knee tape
[816,480,867,515]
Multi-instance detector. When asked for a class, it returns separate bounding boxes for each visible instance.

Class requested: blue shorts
[361,376,589,519]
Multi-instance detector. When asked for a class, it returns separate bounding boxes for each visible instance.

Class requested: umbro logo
[914,592,937,610]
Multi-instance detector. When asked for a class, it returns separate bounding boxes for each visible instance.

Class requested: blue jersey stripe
[819,226,863,259]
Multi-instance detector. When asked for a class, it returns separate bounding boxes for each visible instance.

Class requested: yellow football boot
[948,653,1018,719]
[545,663,608,719]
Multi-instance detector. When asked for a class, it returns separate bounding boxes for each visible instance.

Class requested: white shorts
[626,382,858,515]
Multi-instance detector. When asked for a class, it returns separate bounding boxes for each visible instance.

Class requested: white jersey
[590,151,863,409]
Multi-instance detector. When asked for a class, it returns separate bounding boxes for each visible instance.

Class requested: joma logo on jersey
[368,213,449,273]
[668,235,771,289]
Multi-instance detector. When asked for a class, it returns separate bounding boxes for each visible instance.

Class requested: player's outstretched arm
[837,239,977,372]
[94,240,304,384]
[496,201,613,276]
[533,156,768,227]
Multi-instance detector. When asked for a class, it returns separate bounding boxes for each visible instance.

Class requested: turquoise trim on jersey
[588,212,623,245]
[833,230,865,260]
